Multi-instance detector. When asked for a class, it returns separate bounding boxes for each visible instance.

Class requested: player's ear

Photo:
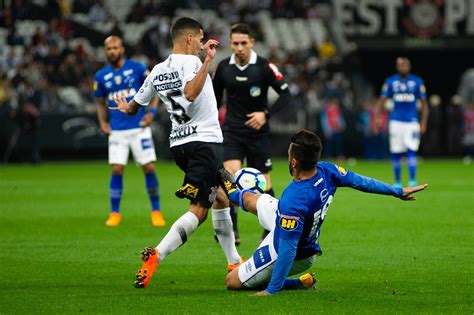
[186,33,193,45]
[249,37,255,47]
[291,158,297,169]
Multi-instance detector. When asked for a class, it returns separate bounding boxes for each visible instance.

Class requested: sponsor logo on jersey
[320,188,329,202]
[335,164,347,176]
[250,86,261,97]
[154,80,183,91]
[105,82,112,88]
[178,183,199,199]
[253,245,271,269]
[236,76,248,81]
[153,71,179,82]
[169,124,198,142]
[281,218,298,230]
[280,214,300,231]
[393,93,416,102]
[123,69,134,76]
[108,88,137,101]
[114,76,122,85]
[268,63,283,80]
[104,73,113,81]
[314,178,323,187]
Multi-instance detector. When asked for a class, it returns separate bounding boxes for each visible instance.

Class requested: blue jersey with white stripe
[94,60,148,130]
[380,74,427,123]
[266,162,403,294]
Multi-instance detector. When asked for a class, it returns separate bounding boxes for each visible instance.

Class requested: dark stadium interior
[1,0,473,162]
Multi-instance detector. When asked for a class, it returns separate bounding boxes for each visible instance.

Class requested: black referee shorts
[222,128,273,173]
[171,141,223,209]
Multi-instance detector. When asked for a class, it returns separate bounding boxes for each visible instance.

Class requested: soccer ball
[235,167,267,193]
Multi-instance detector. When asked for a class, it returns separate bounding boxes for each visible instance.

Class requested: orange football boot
[299,273,318,289]
[134,247,159,288]
[151,211,166,227]
[105,212,121,227]
[227,257,247,273]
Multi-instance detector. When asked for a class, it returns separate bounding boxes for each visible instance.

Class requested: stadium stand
[0,0,470,161]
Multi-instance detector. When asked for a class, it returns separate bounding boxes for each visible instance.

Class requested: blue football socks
[391,153,402,184]
[283,278,302,290]
[406,149,417,184]
[228,189,255,211]
[145,172,160,211]
[110,174,123,212]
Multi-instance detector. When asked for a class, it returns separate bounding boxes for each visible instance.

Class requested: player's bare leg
[223,159,242,244]
[226,267,245,290]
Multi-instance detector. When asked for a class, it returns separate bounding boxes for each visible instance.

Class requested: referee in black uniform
[212,23,291,243]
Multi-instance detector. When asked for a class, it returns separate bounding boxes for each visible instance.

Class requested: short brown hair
[171,17,203,41]
[230,23,252,38]
[290,130,322,171]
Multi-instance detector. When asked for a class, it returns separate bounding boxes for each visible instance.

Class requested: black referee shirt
[212,51,291,133]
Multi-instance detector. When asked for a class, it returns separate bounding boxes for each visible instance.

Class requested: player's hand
[399,184,428,201]
[99,122,110,135]
[140,112,154,127]
[254,290,272,296]
[110,96,129,114]
[245,112,267,130]
[203,39,219,61]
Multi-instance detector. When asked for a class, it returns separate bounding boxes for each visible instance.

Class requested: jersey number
[163,90,190,124]
[309,195,333,239]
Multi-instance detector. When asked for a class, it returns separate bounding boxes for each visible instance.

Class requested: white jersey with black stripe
[134,54,223,147]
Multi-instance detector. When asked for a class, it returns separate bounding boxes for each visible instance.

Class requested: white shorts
[238,194,316,288]
[389,120,421,153]
[108,127,157,165]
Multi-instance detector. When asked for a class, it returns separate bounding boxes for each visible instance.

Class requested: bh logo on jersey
[108,88,137,101]
[280,214,299,231]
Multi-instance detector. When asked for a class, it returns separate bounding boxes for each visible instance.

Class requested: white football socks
[212,207,241,265]
[156,211,199,262]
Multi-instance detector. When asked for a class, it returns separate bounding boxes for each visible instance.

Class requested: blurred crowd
[1,0,473,161]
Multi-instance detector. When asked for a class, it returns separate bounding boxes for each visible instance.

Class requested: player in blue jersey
[219,129,427,295]
[94,36,165,227]
[374,57,429,187]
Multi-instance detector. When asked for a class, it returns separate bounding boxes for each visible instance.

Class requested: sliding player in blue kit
[219,129,427,295]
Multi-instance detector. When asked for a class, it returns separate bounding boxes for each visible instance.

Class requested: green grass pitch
[0,159,472,313]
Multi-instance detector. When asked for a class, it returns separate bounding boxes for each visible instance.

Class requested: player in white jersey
[113,17,242,288]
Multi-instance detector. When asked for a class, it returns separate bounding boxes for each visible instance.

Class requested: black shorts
[171,141,223,209]
[222,127,272,173]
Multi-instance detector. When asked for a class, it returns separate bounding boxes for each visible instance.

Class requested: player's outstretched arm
[110,96,141,115]
[399,184,428,201]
